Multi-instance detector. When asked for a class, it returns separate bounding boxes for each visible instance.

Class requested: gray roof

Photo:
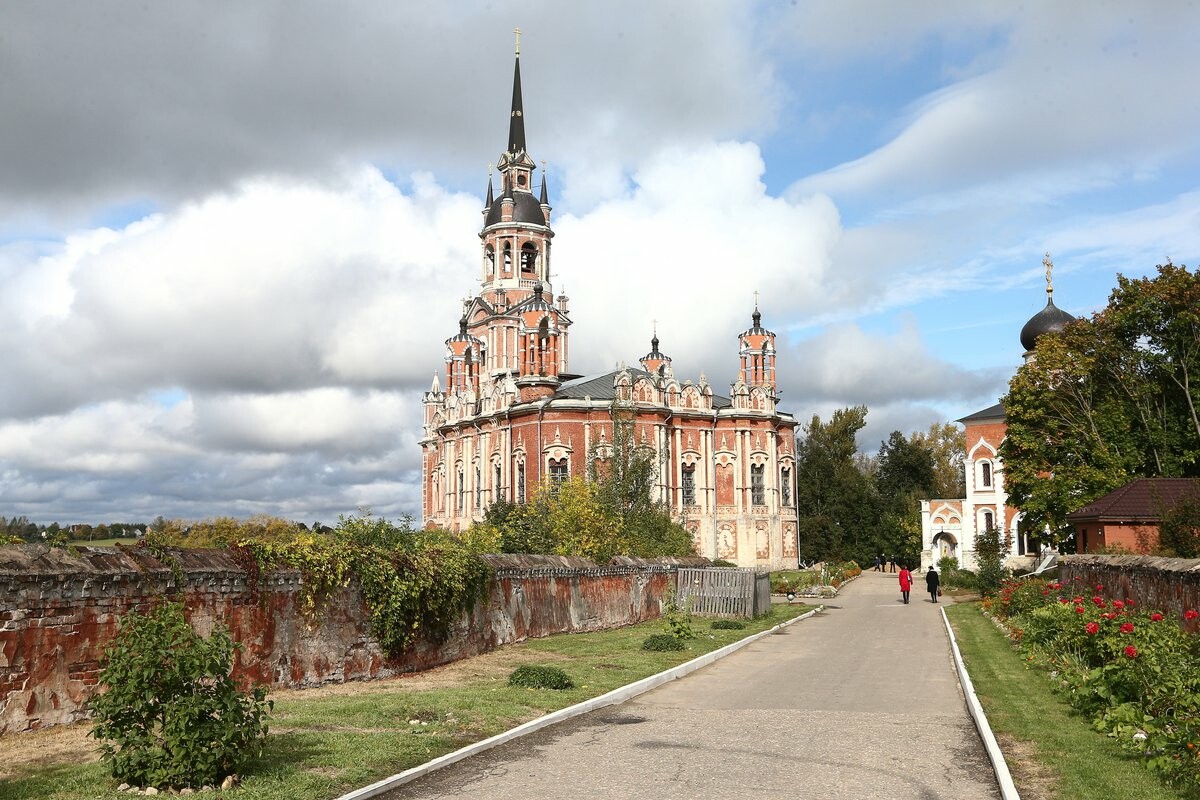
[553,369,732,408]
[957,402,1005,424]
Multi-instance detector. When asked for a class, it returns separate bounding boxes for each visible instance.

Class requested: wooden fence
[676,568,772,617]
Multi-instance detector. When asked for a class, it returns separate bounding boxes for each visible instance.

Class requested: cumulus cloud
[779,320,1008,407]
[0,1,779,220]
[786,4,1200,206]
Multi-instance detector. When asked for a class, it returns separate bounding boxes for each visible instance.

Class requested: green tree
[875,431,936,568]
[794,406,880,564]
[1002,263,1200,538]
[973,523,1007,597]
[910,421,966,498]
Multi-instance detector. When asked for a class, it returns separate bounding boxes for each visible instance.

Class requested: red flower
[1092,596,1105,607]
[1124,599,1136,608]
[1096,584,1104,590]
[1085,622,1100,635]
[1120,622,1135,634]
[1059,598,1070,605]
[1075,605,1086,614]
[1186,609,1200,621]
[1151,613,1164,622]
[1042,590,1050,596]
[1124,645,1138,659]
[1103,612,1117,620]
[1113,600,1125,610]
[1072,596,1084,604]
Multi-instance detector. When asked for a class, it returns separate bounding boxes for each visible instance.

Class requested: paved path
[378,569,1000,799]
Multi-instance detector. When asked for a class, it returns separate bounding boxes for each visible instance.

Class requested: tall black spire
[539,165,549,205]
[507,30,526,154]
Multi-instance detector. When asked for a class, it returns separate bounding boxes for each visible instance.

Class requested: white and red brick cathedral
[420,41,800,569]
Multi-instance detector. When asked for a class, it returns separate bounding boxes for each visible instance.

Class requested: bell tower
[462,30,570,394]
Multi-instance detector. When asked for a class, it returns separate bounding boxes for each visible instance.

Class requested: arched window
[536,318,550,375]
[781,467,792,507]
[521,242,537,274]
[484,246,495,275]
[981,461,993,488]
[494,464,502,502]
[751,464,765,506]
[982,510,994,532]
[517,462,526,502]
[681,465,696,506]
[503,242,512,272]
[457,468,464,512]
[475,465,482,509]
[549,457,568,486]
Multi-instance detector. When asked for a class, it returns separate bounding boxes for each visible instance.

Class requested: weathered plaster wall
[0,545,703,735]
[1060,554,1200,630]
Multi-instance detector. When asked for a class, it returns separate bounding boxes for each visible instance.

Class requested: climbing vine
[228,513,491,657]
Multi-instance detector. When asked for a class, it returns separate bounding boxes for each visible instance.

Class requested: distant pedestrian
[926,566,941,604]
[873,554,882,572]
[889,556,897,573]
[898,565,912,604]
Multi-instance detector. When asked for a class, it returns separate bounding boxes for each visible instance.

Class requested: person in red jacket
[898,565,912,604]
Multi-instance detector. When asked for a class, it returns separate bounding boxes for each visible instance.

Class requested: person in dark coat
[898,565,912,604]
[926,566,941,603]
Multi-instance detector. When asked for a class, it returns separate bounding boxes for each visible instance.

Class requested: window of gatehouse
[981,461,993,488]
[682,465,696,506]
[475,466,482,509]
[517,462,526,503]
[781,467,792,507]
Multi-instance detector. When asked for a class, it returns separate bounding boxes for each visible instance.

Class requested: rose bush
[990,577,1200,793]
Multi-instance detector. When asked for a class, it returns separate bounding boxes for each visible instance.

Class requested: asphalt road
[376,569,1001,799]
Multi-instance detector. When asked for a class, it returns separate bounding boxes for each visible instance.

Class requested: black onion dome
[641,334,670,363]
[484,191,546,227]
[1019,298,1075,352]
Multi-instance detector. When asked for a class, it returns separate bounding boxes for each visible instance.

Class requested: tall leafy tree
[1002,262,1200,538]
[875,431,936,566]
[794,406,880,564]
[910,422,966,499]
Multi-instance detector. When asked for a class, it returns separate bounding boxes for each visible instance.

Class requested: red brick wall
[0,545,699,735]
[1060,554,1200,630]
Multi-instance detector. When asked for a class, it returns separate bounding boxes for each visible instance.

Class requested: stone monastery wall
[1060,554,1200,631]
[0,544,699,735]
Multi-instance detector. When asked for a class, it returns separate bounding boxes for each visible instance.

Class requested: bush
[507,664,575,690]
[89,602,271,790]
[710,559,737,567]
[662,586,695,640]
[642,634,685,651]
[711,619,745,630]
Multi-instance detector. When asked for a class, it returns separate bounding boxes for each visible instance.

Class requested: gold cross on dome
[514,27,521,55]
[1043,252,1054,296]
[753,289,759,307]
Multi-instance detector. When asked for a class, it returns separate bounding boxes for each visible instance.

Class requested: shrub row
[989,576,1200,793]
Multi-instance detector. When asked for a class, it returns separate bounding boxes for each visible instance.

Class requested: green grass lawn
[946,602,1190,800]
[0,605,810,800]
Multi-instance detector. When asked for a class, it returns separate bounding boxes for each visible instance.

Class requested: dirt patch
[0,722,101,780]
[0,642,565,776]
[997,732,1058,800]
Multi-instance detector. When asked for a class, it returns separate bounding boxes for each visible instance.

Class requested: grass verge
[1,604,809,800]
[945,602,1188,800]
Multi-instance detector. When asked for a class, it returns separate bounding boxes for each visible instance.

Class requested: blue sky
[1,1,1198,524]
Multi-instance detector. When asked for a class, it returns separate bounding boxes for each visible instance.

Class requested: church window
[457,468,464,512]
[781,467,792,507]
[495,464,502,502]
[521,243,537,274]
[485,246,495,275]
[751,464,765,506]
[503,243,512,272]
[982,510,994,532]
[981,461,993,488]
[549,457,568,486]
[475,465,482,509]
[517,462,526,502]
[682,465,696,506]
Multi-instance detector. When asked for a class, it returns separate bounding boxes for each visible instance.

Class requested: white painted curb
[941,607,1021,800]
[337,606,822,800]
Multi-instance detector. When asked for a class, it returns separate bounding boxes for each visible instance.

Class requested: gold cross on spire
[514,27,521,55]
[652,318,658,337]
[753,289,759,308]
[1043,252,1054,297]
